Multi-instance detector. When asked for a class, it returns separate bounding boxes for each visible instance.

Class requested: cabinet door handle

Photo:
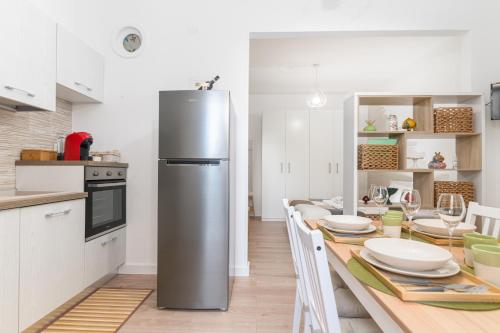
[280,162,283,174]
[336,163,339,174]
[45,209,72,218]
[101,240,109,246]
[328,162,332,174]
[288,162,291,173]
[74,81,93,92]
[4,85,35,97]
[111,237,118,242]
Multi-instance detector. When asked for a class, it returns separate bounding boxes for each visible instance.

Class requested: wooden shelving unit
[343,93,485,215]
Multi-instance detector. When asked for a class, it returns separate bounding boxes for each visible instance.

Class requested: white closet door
[331,110,343,196]
[285,110,309,200]
[310,110,334,199]
[262,110,286,220]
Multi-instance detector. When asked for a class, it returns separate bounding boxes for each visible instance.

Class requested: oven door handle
[87,182,126,188]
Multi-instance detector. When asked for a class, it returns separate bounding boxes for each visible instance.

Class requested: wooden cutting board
[21,149,57,161]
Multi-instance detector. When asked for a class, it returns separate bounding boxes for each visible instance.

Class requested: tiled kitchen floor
[105,218,296,333]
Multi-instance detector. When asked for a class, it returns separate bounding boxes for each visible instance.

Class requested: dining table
[305,219,500,333]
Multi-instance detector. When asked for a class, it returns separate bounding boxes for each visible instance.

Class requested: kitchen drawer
[84,227,126,287]
[19,199,85,331]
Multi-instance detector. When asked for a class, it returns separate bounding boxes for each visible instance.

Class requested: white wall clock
[112,26,144,58]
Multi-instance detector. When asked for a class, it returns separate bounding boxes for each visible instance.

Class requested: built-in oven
[85,167,127,241]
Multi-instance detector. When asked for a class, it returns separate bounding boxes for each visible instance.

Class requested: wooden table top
[305,219,500,333]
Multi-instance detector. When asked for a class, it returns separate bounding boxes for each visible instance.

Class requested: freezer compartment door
[157,159,229,309]
[159,90,229,159]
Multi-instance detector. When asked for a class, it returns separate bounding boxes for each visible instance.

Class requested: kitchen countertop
[0,190,88,211]
[15,160,129,168]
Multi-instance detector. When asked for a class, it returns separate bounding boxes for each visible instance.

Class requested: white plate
[414,219,476,237]
[322,215,372,231]
[322,223,377,235]
[413,226,463,240]
[360,248,460,278]
[364,238,452,271]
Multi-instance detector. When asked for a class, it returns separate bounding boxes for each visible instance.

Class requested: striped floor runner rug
[42,288,152,332]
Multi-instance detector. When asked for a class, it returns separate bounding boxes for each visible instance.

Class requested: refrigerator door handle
[161,160,222,166]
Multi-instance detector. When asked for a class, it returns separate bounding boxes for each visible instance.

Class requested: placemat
[347,258,500,311]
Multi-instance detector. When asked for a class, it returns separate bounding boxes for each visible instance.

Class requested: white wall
[250,33,469,94]
[248,113,262,216]
[32,0,500,275]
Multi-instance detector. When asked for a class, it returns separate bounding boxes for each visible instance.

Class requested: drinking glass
[400,189,421,240]
[437,193,466,260]
[371,186,388,228]
[368,184,376,202]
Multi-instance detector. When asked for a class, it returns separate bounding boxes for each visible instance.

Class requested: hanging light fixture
[306,64,327,109]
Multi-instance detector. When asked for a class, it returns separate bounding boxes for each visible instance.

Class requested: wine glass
[437,194,466,260]
[400,189,421,240]
[368,184,376,202]
[371,186,389,228]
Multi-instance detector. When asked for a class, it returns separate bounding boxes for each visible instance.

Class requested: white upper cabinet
[0,0,56,112]
[57,25,104,103]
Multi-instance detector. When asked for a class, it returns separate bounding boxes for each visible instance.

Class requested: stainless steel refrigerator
[157,90,234,310]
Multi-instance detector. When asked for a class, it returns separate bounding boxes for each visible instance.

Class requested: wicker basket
[434,107,473,133]
[434,181,475,207]
[358,144,398,170]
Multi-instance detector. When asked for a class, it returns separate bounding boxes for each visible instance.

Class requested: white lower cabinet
[19,199,85,331]
[0,199,125,332]
[0,209,20,333]
[85,227,126,287]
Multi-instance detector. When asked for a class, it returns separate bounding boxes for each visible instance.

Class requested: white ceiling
[249,32,467,95]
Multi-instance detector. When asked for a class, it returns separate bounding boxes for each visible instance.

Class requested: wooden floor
[105,218,296,333]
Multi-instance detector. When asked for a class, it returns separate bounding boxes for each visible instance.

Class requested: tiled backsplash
[0,99,72,189]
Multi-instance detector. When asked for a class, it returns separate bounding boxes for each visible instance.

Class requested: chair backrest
[293,211,342,333]
[282,199,300,275]
[283,199,310,311]
[465,202,500,238]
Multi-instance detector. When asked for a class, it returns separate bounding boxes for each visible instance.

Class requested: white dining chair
[283,199,312,333]
[292,211,382,333]
[465,202,500,238]
[283,200,351,333]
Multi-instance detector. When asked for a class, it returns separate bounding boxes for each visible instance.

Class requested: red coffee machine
[64,132,93,160]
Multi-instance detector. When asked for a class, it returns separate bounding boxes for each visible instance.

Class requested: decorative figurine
[428,152,447,169]
[362,195,370,204]
[402,117,417,131]
[387,114,398,131]
[363,120,377,132]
